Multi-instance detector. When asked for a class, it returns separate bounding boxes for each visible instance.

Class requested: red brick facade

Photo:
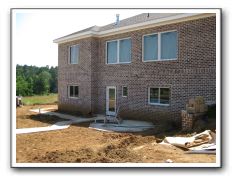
[58,16,216,124]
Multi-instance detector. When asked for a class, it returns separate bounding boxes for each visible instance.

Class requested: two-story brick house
[54,13,216,124]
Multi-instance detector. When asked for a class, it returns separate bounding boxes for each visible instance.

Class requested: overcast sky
[12,9,144,67]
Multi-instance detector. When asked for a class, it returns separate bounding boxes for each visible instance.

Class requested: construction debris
[160,130,216,154]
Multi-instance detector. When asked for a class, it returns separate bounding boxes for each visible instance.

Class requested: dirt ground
[16,105,216,163]
[16,104,63,129]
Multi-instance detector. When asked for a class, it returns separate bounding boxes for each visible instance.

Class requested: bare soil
[16,105,216,163]
[16,104,65,129]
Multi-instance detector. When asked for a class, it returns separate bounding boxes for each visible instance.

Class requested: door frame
[106,86,117,116]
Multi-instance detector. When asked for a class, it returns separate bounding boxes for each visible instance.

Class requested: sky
[13,9,142,67]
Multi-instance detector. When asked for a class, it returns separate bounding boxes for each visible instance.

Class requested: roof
[54,13,215,44]
[99,13,182,32]
[54,26,100,42]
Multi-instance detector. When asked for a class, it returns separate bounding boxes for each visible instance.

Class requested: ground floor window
[149,87,170,105]
[122,86,128,97]
[68,85,79,98]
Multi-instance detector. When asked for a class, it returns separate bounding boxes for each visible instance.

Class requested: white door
[106,86,116,116]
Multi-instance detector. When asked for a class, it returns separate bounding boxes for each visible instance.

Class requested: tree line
[16,65,58,96]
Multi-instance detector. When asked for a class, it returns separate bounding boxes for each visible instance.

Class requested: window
[122,86,128,97]
[144,34,158,61]
[161,32,177,60]
[143,31,177,61]
[69,85,79,98]
[149,88,170,105]
[107,41,117,64]
[69,45,79,64]
[106,38,131,64]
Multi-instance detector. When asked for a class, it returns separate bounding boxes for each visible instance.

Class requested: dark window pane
[70,86,73,97]
[109,88,115,112]
[160,88,170,104]
[109,88,115,100]
[150,88,159,103]
[123,87,128,97]
[74,86,79,97]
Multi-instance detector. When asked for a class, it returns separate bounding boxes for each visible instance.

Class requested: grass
[22,94,58,105]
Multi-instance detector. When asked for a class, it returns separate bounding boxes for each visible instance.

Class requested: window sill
[143,58,177,62]
[106,62,131,65]
[148,103,170,106]
[69,97,80,99]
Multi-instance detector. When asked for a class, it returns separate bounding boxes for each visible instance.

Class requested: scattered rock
[165,159,173,163]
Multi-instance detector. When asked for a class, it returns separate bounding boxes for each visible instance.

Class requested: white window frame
[68,85,79,99]
[106,37,131,64]
[69,44,79,64]
[142,30,178,62]
[148,87,170,106]
[122,86,128,97]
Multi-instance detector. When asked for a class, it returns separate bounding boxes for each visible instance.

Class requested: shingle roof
[54,25,99,41]
[99,13,182,31]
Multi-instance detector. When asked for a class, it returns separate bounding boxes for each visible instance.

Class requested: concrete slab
[16,120,72,134]
[19,108,154,134]
[16,109,96,134]
[89,120,154,132]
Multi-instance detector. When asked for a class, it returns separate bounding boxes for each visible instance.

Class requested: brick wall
[58,38,93,115]
[58,16,216,123]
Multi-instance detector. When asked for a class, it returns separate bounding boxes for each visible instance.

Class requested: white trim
[69,44,79,65]
[158,32,161,60]
[142,30,178,62]
[106,86,117,116]
[122,86,128,97]
[148,87,170,106]
[106,37,132,64]
[53,13,215,44]
[68,85,79,99]
[117,39,120,63]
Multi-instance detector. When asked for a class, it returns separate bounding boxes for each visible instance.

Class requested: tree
[16,65,57,96]
[16,76,29,96]
[49,66,58,93]
[33,71,52,95]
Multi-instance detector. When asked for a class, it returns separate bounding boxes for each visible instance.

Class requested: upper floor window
[143,31,177,61]
[69,44,79,64]
[106,38,131,64]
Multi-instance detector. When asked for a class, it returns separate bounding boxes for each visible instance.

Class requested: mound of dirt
[33,144,141,163]
[101,133,156,146]
[100,143,141,163]
[33,148,96,163]
[118,135,156,148]
[31,134,157,163]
